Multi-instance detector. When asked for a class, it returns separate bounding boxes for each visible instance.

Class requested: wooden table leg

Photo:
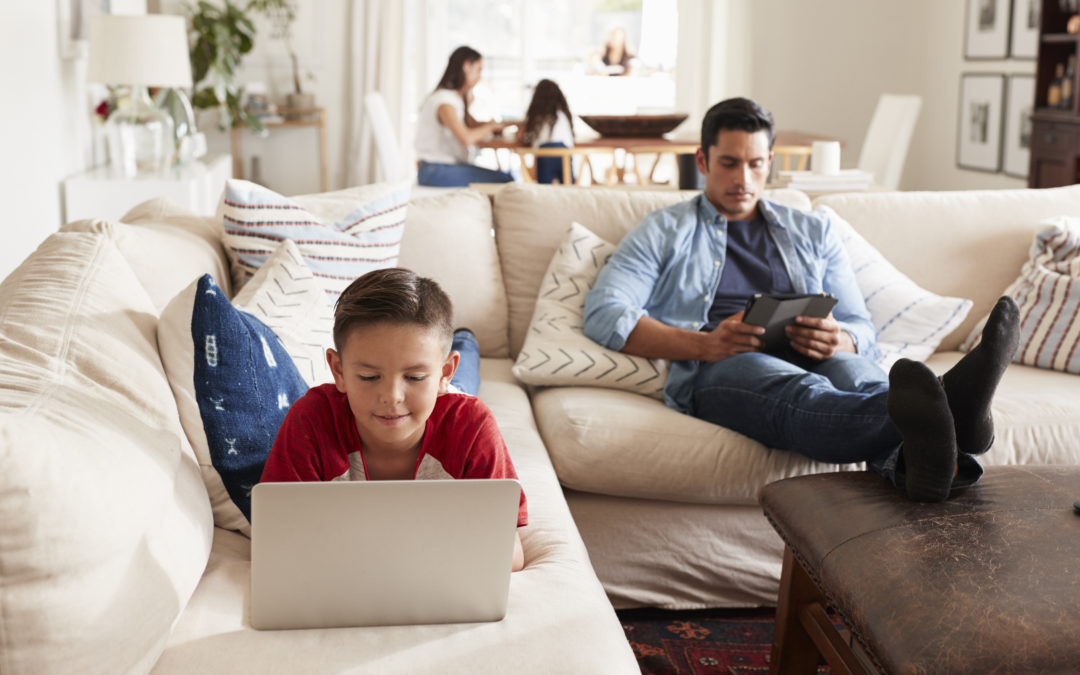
[770,547,825,675]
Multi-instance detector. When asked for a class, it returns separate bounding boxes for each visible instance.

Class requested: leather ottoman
[759,466,1080,674]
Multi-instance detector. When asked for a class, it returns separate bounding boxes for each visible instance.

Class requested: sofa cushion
[222,178,409,298]
[159,261,312,536]
[62,197,232,311]
[532,385,862,505]
[152,359,639,674]
[814,184,1080,351]
[821,206,973,368]
[231,239,335,386]
[0,232,212,675]
[399,189,510,358]
[513,222,668,398]
[494,184,812,356]
[960,218,1080,374]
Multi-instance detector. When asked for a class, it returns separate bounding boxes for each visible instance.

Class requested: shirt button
[693,322,701,328]
[716,229,722,237]
[714,260,721,266]
[703,294,710,301]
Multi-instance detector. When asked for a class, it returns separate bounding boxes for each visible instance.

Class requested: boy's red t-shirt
[261,384,528,526]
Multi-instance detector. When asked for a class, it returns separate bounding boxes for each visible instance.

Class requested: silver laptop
[250,478,522,630]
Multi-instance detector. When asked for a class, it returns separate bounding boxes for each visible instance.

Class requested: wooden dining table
[478,129,843,185]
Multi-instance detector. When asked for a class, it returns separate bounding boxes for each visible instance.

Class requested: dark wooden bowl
[579,113,689,138]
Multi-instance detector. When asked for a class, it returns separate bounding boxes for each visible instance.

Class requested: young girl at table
[519,79,575,184]
[415,46,514,187]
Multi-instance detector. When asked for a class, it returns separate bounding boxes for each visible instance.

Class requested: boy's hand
[785,312,854,360]
[700,311,765,362]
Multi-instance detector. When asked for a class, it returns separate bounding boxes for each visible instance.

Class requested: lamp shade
[87,14,192,88]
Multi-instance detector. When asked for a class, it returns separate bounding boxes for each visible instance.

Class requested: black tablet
[742,293,839,353]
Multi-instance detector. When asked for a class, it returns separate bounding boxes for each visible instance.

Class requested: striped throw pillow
[222,179,410,299]
[821,206,973,369]
[960,217,1080,373]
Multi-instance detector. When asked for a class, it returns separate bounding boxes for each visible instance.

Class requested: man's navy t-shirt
[704,216,794,331]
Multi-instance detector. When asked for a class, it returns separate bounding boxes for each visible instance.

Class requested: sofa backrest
[815,184,1080,351]
[492,184,813,357]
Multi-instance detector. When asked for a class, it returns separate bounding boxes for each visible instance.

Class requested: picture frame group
[965,0,1040,59]
[957,73,1035,176]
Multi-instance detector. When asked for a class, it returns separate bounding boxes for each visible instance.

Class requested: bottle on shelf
[1048,63,1065,109]
[1063,55,1077,110]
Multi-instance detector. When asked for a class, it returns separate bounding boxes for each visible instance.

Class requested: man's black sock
[888,358,957,502]
[940,296,1020,455]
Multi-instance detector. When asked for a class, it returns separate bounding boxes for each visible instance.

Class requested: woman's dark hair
[522,79,574,146]
[434,45,482,92]
[700,97,775,163]
[333,268,454,353]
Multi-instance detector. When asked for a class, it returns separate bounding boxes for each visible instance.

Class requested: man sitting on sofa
[583,96,1019,502]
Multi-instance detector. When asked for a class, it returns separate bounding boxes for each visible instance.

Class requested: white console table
[62,154,231,224]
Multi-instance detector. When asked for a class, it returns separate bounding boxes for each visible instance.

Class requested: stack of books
[773,169,874,192]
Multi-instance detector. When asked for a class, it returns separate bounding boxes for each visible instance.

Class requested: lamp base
[105,86,175,177]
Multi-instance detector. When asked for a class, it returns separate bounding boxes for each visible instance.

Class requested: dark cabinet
[1029,1,1080,187]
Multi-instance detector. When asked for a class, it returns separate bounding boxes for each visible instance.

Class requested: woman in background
[519,79,575,184]
[601,27,635,76]
[415,46,514,187]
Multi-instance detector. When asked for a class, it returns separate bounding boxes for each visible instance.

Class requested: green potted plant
[250,0,314,119]
[186,0,263,132]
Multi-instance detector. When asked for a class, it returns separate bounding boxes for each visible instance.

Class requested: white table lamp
[87,14,193,177]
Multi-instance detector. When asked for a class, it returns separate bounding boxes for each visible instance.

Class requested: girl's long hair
[522,79,574,146]
[434,45,482,92]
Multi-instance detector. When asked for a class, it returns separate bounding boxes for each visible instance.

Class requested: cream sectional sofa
[3,181,1080,674]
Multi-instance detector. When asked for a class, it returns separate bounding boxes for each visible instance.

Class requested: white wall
[0,2,97,281]
[741,0,1034,191]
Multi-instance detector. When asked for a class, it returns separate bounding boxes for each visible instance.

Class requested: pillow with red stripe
[961,217,1080,373]
[222,179,410,299]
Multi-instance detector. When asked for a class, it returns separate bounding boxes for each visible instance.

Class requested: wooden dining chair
[771,145,812,172]
[513,146,616,185]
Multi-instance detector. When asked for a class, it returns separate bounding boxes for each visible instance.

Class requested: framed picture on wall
[1002,74,1036,177]
[965,0,1012,59]
[957,73,1006,172]
[1010,0,1041,58]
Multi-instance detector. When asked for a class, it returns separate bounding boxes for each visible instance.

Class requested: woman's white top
[415,88,471,164]
[532,111,574,148]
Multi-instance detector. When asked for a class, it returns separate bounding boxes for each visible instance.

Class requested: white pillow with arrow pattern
[512,222,668,399]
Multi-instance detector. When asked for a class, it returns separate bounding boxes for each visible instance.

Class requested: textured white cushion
[960,217,1080,373]
[62,197,232,311]
[159,242,319,536]
[232,240,334,386]
[222,179,409,298]
[400,189,510,358]
[513,222,668,398]
[0,232,212,675]
[820,205,973,368]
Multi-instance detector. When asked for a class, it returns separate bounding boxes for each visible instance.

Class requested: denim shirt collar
[695,193,789,230]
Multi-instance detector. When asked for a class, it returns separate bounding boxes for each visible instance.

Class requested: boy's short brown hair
[333,268,454,352]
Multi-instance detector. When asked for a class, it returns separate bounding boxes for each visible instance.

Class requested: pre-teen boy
[261,268,527,571]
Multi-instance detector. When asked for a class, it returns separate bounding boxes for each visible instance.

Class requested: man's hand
[699,311,766,362]
[785,312,855,360]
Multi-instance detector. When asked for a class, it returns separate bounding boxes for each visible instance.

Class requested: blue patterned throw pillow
[159,274,309,535]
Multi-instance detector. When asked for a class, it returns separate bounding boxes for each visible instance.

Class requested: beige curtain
[345,0,442,186]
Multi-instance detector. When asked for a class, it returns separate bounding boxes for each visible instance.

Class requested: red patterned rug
[616,607,832,674]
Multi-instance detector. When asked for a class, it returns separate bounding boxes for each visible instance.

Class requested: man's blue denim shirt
[583,194,879,413]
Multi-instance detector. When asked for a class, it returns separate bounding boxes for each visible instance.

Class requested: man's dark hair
[700,97,775,163]
[333,268,454,353]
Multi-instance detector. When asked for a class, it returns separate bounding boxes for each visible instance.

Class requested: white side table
[62,154,232,223]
